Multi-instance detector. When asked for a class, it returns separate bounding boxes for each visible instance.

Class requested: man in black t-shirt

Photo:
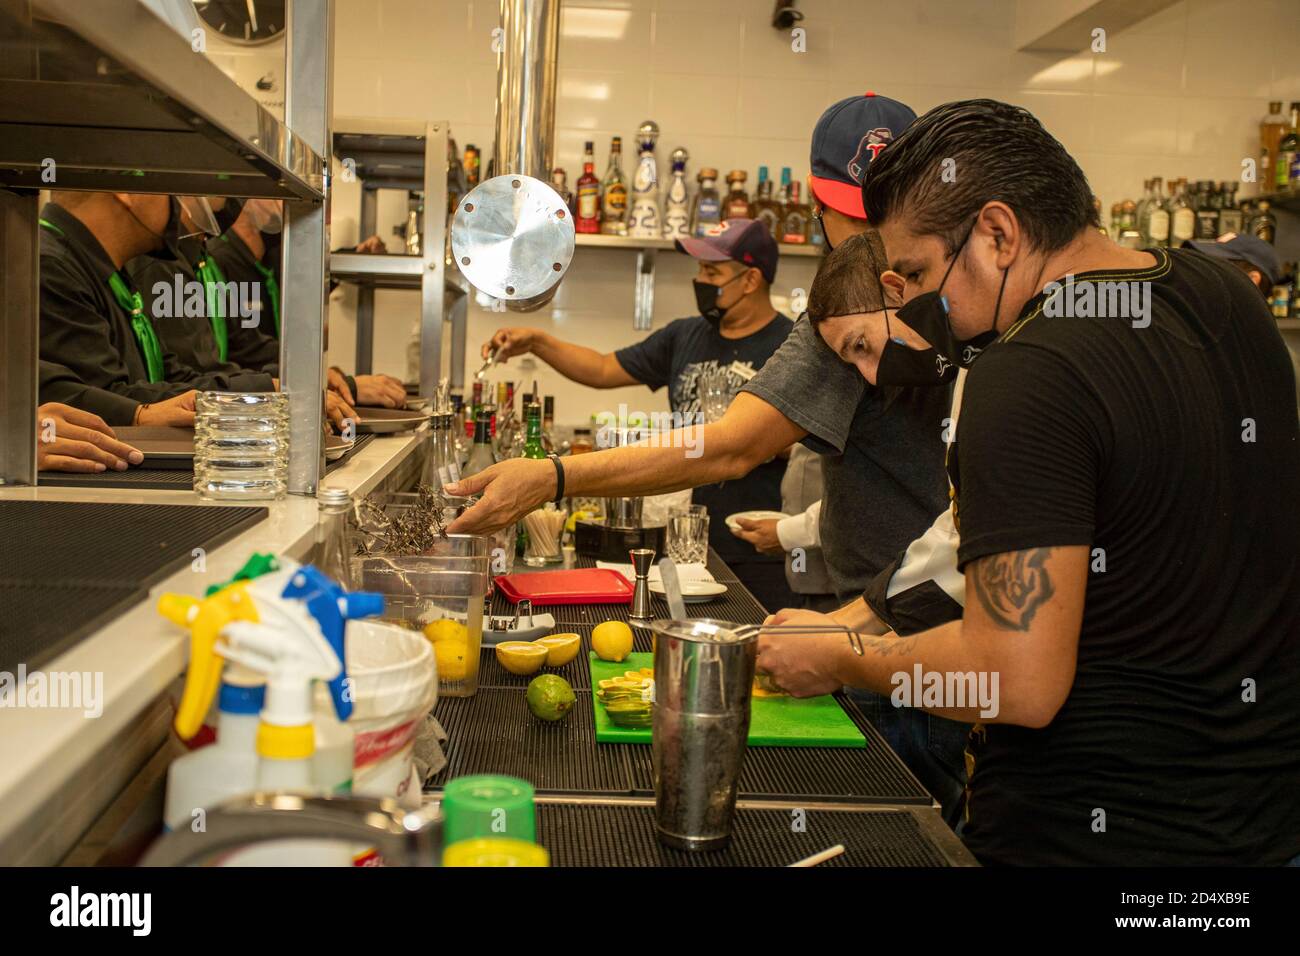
[478,218,796,609]
[757,99,1300,865]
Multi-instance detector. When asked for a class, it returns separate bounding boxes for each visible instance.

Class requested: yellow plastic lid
[442,838,550,867]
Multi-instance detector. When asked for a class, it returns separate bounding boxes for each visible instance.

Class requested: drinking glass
[667,508,709,564]
[193,391,289,500]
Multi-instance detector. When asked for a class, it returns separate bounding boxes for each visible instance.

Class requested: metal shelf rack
[0,0,333,492]
[330,118,467,396]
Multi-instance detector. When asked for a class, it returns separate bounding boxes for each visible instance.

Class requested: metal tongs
[732,622,875,656]
[473,345,499,380]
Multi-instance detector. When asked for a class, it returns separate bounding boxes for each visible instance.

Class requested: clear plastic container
[352,531,490,698]
[193,391,289,500]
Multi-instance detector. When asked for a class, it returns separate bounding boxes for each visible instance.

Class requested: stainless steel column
[0,189,38,486]
[281,0,334,494]
[418,122,448,401]
[494,0,560,181]
[354,186,378,375]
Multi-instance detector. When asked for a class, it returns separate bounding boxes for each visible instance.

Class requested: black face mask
[693,270,746,327]
[890,220,1005,372]
[875,299,959,388]
[214,198,245,234]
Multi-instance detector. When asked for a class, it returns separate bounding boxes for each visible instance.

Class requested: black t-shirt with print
[615,313,793,560]
[951,247,1300,865]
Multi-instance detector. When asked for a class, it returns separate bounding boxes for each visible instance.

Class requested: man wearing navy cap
[480,218,798,608]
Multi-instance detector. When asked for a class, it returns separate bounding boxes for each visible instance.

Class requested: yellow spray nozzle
[164,583,261,741]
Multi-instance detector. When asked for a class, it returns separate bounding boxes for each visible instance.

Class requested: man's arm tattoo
[971,548,1056,631]
[857,633,921,657]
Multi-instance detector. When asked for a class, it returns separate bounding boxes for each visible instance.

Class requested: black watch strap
[548,453,565,506]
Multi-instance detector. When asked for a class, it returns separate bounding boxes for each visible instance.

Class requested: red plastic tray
[493,568,633,605]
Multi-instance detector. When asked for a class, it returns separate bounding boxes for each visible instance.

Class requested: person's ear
[744,267,761,294]
[880,270,906,307]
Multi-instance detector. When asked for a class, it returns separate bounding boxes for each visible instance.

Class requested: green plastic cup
[441,774,536,845]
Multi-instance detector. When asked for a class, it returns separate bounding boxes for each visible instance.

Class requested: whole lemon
[591,620,634,662]
[424,618,468,645]
[434,638,469,682]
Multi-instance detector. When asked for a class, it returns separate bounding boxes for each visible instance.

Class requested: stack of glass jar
[193,391,289,500]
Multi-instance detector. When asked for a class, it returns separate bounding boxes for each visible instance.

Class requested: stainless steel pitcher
[649,618,757,851]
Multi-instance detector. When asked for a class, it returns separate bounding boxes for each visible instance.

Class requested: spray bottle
[160,557,383,865]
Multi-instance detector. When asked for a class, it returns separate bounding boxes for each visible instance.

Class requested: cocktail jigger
[629,548,655,622]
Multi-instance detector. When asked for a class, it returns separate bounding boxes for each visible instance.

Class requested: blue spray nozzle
[280,565,385,721]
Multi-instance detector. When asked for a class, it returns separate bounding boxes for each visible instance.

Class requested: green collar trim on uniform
[106,272,165,383]
[194,251,229,361]
[220,233,280,337]
[43,217,165,382]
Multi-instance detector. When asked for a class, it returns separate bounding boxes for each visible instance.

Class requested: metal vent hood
[450,0,574,313]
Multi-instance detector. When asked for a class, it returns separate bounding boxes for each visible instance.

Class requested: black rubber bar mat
[0,501,266,672]
[429,688,635,795]
[477,629,597,690]
[38,433,373,489]
[535,803,953,867]
[621,693,931,806]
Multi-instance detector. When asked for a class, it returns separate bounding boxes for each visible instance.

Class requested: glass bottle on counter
[723,170,753,219]
[542,396,557,454]
[575,141,601,234]
[1275,103,1300,192]
[550,168,574,215]
[628,121,662,239]
[522,399,547,461]
[662,148,691,240]
[1169,179,1195,244]
[781,181,810,244]
[1248,200,1277,243]
[1146,177,1170,248]
[691,168,722,237]
[1260,101,1286,189]
[600,136,628,236]
[1217,182,1242,234]
[462,409,496,478]
[1134,179,1153,243]
[1194,181,1220,239]
[311,486,355,590]
[753,166,781,240]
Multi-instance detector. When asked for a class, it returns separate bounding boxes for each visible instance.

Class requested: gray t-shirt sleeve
[740,316,865,455]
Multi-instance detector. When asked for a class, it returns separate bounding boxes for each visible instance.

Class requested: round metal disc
[450,174,576,306]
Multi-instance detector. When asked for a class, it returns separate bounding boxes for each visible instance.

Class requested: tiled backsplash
[308,0,1299,421]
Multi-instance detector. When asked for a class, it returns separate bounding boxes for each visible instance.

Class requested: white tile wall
[317,0,1300,422]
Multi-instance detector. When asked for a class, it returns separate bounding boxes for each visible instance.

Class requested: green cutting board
[589,652,866,748]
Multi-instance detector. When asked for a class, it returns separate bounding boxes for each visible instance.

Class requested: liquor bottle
[691,168,723,237]
[1092,197,1108,238]
[493,381,516,459]
[1135,179,1153,244]
[1261,102,1286,189]
[1169,178,1195,244]
[1195,181,1220,239]
[1248,200,1277,244]
[1218,182,1243,234]
[521,400,547,461]
[779,166,792,205]
[464,144,480,187]
[542,395,557,454]
[1282,102,1300,192]
[1274,103,1298,191]
[753,166,782,240]
[662,148,691,239]
[628,121,662,239]
[1109,201,1123,241]
[550,167,574,215]
[722,170,753,219]
[781,181,810,244]
[311,487,356,590]
[462,409,497,477]
[1147,177,1170,248]
[575,141,601,234]
[1119,198,1140,248]
[600,136,629,236]
[471,380,484,419]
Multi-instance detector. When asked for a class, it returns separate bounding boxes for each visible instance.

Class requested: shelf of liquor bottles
[572,233,823,257]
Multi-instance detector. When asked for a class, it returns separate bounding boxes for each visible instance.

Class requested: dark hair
[861,98,1100,255]
[807,230,889,329]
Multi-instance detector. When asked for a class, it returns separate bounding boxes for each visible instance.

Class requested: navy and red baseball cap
[1183,233,1280,287]
[675,218,778,283]
[810,91,917,219]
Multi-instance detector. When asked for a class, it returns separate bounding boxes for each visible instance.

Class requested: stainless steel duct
[493,0,560,179]
[451,0,572,313]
